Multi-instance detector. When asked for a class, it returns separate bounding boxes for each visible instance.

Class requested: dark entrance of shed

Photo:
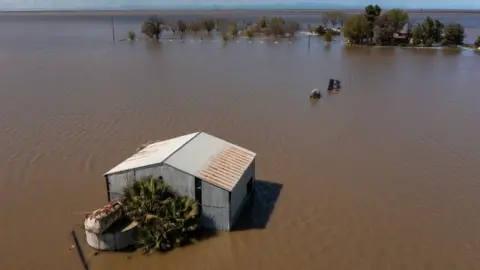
[195,177,202,214]
[247,177,254,195]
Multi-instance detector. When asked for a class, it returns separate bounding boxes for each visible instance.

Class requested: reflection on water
[0,14,480,270]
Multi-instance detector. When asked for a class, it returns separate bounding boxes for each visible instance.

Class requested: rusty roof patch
[199,145,255,191]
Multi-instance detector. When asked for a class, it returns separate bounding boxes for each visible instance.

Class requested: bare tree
[203,19,216,34]
[189,20,202,34]
[229,21,239,38]
[168,21,178,35]
[142,16,164,40]
[177,20,187,39]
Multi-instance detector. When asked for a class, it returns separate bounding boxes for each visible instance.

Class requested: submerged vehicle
[309,79,341,99]
[328,79,341,91]
[309,88,321,99]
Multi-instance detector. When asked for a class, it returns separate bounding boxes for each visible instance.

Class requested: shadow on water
[232,179,283,231]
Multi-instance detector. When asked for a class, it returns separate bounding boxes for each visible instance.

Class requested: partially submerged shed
[104,132,256,231]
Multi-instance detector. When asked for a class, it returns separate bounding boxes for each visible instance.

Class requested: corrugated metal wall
[107,171,135,201]
[134,164,162,180]
[106,160,255,231]
[201,181,230,230]
[107,164,195,201]
[161,165,195,198]
[230,159,256,225]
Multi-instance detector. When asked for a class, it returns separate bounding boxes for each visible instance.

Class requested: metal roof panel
[104,132,199,175]
[164,132,256,191]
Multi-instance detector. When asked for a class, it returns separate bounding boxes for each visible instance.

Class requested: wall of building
[106,164,195,201]
[156,164,195,198]
[106,170,135,201]
[230,159,256,226]
[201,180,230,230]
[106,159,255,231]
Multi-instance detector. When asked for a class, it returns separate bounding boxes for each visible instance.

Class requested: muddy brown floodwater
[0,13,480,270]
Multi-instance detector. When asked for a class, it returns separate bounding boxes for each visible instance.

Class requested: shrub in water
[121,177,199,253]
[128,30,136,41]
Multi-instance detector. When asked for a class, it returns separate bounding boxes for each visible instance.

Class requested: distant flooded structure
[104,132,257,231]
[328,79,341,91]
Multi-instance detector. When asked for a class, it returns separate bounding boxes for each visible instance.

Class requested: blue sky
[0,0,478,11]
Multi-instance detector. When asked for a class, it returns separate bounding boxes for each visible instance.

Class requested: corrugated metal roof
[198,145,256,191]
[104,132,200,175]
[164,132,256,191]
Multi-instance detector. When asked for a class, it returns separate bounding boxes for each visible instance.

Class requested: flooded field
[0,12,480,270]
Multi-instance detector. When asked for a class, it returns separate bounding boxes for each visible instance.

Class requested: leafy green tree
[245,29,254,39]
[364,4,382,23]
[314,25,326,35]
[343,14,370,44]
[475,36,480,47]
[363,4,382,42]
[229,21,239,38]
[373,9,408,46]
[122,177,199,253]
[263,17,298,38]
[258,16,268,28]
[324,31,333,42]
[142,16,164,40]
[203,19,216,34]
[128,30,136,41]
[411,24,423,45]
[410,16,444,46]
[374,14,397,45]
[265,17,286,37]
[442,23,465,46]
[385,8,409,32]
[423,16,444,44]
[222,31,230,43]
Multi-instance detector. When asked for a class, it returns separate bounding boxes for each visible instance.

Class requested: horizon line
[1,4,479,12]
[2,7,479,12]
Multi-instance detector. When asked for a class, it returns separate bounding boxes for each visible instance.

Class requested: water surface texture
[0,13,480,270]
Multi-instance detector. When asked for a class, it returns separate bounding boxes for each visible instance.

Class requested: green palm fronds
[121,176,200,253]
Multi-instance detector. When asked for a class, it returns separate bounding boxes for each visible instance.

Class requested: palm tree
[121,177,199,253]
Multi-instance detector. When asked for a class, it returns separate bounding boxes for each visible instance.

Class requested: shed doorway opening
[195,178,202,214]
[247,177,254,195]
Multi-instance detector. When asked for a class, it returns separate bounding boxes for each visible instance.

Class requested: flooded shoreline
[1,13,480,270]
